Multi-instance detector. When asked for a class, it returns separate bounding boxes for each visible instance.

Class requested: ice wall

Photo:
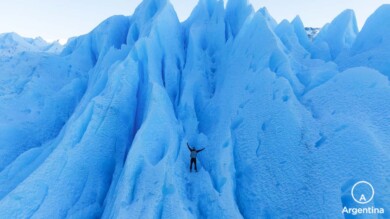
[0,0,389,218]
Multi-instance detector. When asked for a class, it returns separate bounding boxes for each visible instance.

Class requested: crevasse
[0,0,389,218]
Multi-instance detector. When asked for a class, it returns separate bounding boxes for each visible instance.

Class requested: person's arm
[187,143,191,151]
[196,148,205,153]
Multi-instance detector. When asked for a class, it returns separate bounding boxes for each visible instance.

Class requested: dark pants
[190,158,197,172]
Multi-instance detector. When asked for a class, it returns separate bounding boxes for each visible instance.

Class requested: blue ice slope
[0,0,389,218]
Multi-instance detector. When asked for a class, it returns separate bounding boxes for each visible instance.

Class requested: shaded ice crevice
[0,0,390,218]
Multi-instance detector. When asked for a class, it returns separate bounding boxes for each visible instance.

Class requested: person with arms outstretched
[187,143,205,172]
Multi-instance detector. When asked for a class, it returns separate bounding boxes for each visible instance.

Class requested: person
[187,142,205,172]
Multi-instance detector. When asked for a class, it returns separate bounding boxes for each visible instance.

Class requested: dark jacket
[187,143,204,158]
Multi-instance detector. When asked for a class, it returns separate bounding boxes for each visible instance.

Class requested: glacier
[0,0,389,218]
[0,33,63,56]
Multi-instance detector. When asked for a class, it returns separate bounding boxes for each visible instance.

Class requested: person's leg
[190,158,194,172]
[194,159,197,172]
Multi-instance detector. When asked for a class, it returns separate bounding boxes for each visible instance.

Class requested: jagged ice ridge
[0,0,389,218]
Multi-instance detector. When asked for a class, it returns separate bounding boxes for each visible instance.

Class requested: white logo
[342,180,385,215]
[351,181,375,204]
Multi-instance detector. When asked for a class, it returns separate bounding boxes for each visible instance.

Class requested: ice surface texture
[0,0,389,218]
